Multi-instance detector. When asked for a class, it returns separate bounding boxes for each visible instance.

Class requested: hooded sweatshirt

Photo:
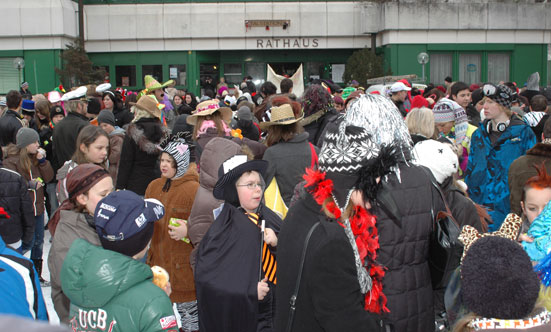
[187,138,243,270]
[61,238,177,332]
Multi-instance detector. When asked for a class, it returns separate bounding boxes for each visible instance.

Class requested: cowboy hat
[259,104,303,130]
[186,99,233,126]
[144,75,174,92]
[213,155,268,201]
[130,95,162,119]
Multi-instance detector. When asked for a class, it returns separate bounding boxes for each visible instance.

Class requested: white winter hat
[412,140,458,184]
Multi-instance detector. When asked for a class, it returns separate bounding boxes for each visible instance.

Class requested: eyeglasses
[236,182,264,190]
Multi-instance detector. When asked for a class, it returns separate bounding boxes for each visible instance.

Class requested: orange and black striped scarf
[246,212,277,284]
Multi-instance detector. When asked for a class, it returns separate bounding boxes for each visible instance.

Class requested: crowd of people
[1,73,551,332]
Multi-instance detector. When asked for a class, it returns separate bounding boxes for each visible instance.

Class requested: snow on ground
[25,229,60,325]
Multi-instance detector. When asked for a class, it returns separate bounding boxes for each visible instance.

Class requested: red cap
[411,95,429,109]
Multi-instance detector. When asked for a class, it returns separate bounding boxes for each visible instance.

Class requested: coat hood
[199,137,242,190]
[110,127,125,137]
[127,119,167,154]
[56,160,78,181]
[61,238,153,308]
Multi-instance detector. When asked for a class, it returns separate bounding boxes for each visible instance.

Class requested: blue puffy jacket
[465,117,536,230]
[0,237,48,320]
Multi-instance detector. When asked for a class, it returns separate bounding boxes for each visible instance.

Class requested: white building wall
[82,2,371,52]
[0,0,550,52]
[0,0,78,51]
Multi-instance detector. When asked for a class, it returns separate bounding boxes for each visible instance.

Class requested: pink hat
[48,91,62,103]
[218,86,228,97]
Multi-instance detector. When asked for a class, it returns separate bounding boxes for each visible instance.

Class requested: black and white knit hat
[319,123,379,209]
[162,137,190,179]
[482,83,514,109]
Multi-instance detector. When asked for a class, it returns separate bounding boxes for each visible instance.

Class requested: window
[142,65,163,82]
[224,63,242,85]
[332,64,345,83]
[459,53,481,85]
[429,53,452,85]
[94,65,110,83]
[245,62,265,86]
[306,62,324,81]
[0,58,21,94]
[487,53,510,83]
[169,64,186,86]
[115,65,136,87]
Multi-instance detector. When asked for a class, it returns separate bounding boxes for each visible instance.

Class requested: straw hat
[259,104,303,130]
[144,75,174,92]
[130,95,162,119]
[186,99,232,126]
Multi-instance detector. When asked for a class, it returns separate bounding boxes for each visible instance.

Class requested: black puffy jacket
[375,163,445,332]
[116,118,164,195]
[52,112,90,172]
[0,163,35,246]
[0,110,23,147]
[275,192,385,332]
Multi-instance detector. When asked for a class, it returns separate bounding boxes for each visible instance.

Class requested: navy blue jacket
[465,118,536,230]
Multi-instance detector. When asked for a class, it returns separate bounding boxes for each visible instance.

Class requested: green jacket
[61,238,178,332]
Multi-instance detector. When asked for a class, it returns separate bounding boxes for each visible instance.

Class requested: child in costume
[145,135,199,331]
[195,155,282,332]
[61,190,178,332]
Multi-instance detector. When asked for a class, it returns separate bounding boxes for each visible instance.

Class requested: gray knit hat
[97,110,116,127]
[16,127,39,149]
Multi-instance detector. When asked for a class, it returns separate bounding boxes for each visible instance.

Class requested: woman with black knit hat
[332,94,446,331]
[145,136,199,332]
[195,155,282,332]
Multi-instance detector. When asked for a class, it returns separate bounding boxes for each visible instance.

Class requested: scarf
[303,167,390,314]
[47,165,110,236]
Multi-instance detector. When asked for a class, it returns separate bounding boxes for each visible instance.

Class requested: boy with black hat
[60,190,178,332]
[195,155,282,332]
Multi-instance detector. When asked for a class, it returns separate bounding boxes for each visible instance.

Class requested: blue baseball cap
[94,190,165,257]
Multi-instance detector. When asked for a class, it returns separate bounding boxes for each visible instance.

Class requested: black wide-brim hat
[213,158,268,201]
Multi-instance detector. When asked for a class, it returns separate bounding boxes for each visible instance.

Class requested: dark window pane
[115,65,136,87]
[224,63,242,85]
[142,65,163,82]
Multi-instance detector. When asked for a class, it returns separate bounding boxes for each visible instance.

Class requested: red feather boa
[0,207,10,219]
[303,168,390,314]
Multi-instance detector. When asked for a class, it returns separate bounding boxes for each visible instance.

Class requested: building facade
[0,0,550,94]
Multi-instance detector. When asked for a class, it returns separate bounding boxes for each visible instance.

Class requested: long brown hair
[34,99,51,129]
[192,112,227,140]
[265,122,303,147]
[71,126,109,168]
[5,143,37,175]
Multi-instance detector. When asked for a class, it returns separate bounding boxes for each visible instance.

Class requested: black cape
[195,203,282,332]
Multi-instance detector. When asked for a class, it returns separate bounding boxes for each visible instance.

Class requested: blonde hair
[321,196,355,221]
[405,107,436,139]
[482,97,512,117]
